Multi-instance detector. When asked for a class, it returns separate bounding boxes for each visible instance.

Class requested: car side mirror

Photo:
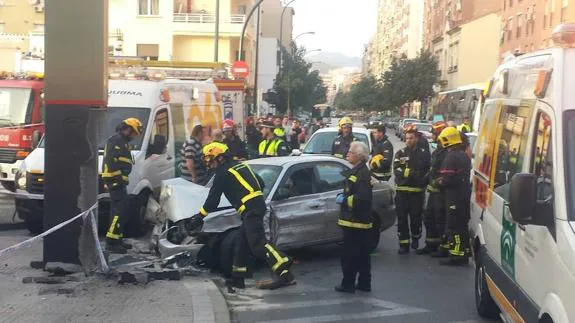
[291,149,302,156]
[32,130,42,149]
[275,187,291,200]
[509,173,537,225]
[148,134,167,156]
[509,173,554,228]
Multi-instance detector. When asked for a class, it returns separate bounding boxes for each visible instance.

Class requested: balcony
[173,13,250,36]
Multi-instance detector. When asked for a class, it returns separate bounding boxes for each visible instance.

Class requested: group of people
[101,114,472,294]
[326,117,472,294]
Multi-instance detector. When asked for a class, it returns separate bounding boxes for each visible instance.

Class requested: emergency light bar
[0,71,44,80]
[108,58,230,81]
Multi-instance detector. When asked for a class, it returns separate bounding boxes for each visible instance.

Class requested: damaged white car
[153,156,396,275]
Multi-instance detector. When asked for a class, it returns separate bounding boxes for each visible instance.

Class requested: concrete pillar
[43,0,108,265]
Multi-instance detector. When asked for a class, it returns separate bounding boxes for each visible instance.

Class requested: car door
[513,106,557,318]
[269,163,325,249]
[314,161,349,243]
[139,107,175,194]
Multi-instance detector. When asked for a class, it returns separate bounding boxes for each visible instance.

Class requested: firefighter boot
[225,277,246,289]
[106,239,127,254]
[119,239,133,250]
[258,271,296,290]
[398,244,410,255]
[334,284,355,294]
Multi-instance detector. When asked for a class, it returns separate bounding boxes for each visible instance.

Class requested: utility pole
[253,7,261,116]
[214,0,220,62]
[44,0,106,265]
[239,0,265,61]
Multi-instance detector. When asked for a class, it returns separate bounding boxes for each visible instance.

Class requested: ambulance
[14,67,225,235]
[470,24,575,322]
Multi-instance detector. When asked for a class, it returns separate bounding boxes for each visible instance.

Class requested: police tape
[0,202,109,273]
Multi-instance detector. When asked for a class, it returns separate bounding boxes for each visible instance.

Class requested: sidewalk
[0,231,230,323]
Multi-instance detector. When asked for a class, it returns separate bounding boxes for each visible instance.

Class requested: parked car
[154,156,396,275]
[396,118,419,138]
[293,127,373,156]
[367,116,384,128]
[412,122,433,142]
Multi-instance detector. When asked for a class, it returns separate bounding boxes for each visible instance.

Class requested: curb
[0,222,26,231]
[184,278,231,323]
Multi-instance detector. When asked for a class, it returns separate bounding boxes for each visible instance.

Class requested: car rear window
[303,132,369,154]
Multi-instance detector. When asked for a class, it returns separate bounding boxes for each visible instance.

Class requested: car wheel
[367,212,382,254]
[219,229,240,278]
[1,181,15,192]
[475,251,500,319]
[23,211,43,235]
[124,190,151,237]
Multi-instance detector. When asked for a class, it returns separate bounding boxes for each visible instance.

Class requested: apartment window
[137,44,159,60]
[138,0,159,16]
[508,17,514,42]
[517,13,523,38]
[449,42,459,72]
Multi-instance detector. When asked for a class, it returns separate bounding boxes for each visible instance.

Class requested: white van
[470,24,575,322]
[14,77,224,235]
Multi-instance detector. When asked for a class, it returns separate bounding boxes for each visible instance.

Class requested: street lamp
[304,48,322,56]
[279,0,297,70]
[294,31,315,41]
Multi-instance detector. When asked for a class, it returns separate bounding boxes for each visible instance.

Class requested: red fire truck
[0,73,45,191]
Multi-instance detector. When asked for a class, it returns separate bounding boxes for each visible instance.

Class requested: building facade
[500,0,574,60]
[364,0,424,78]
[423,0,501,91]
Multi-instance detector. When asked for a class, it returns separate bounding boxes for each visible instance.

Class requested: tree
[273,43,327,116]
[380,51,440,111]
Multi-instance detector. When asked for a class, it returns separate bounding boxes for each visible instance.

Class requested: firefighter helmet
[338,117,353,128]
[202,142,229,165]
[431,121,448,135]
[437,127,463,148]
[222,119,235,132]
[369,154,384,170]
[403,123,417,133]
[122,118,143,135]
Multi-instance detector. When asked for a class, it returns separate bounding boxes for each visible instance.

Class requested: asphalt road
[225,130,493,323]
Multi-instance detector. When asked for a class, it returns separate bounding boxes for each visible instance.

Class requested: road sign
[232,61,249,79]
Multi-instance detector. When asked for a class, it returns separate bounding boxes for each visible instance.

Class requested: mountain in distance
[307,52,361,74]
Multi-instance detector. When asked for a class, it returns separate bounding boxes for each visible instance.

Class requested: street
[224,131,490,323]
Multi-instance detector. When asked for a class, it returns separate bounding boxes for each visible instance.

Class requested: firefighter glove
[335,193,345,205]
[186,213,204,232]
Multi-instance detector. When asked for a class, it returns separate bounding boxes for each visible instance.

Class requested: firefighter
[335,141,373,293]
[416,121,448,255]
[369,125,393,181]
[258,121,289,157]
[332,117,357,159]
[222,119,248,161]
[102,118,143,254]
[437,127,472,266]
[393,125,430,254]
[185,142,296,290]
[457,118,472,133]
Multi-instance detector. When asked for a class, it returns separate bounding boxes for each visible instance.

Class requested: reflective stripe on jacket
[102,133,132,187]
[338,162,373,229]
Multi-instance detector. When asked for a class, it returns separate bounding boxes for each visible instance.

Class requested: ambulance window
[148,108,169,156]
[492,104,533,201]
[531,112,553,202]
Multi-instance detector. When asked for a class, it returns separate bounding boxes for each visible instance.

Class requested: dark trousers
[340,228,371,288]
[232,211,291,278]
[395,192,424,245]
[445,196,470,258]
[106,185,129,241]
[423,192,446,247]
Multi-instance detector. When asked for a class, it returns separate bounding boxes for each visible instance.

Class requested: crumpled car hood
[159,178,232,222]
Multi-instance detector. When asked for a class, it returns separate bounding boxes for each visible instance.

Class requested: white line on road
[255,307,429,323]
[231,298,358,312]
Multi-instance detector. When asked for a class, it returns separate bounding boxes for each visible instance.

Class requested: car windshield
[303,131,369,154]
[564,111,575,221]
[0,87,34,126]
[249,164,282,198]
[38,107,150,150]
[415,124,432,132]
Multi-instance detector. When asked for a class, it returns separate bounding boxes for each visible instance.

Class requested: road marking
[255,307,428,323]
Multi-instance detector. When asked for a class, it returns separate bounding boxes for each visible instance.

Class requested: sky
[288,0,378,58]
